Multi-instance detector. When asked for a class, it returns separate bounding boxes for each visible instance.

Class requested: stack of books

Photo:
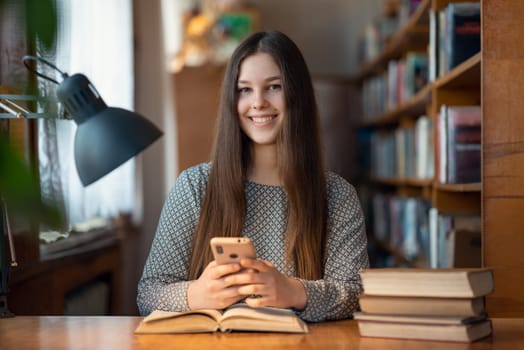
[355,268,494,342]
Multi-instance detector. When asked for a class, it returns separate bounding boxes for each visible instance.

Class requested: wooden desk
[0,317,522,349]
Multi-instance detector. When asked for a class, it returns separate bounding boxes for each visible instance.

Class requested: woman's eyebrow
[237,75,282,84]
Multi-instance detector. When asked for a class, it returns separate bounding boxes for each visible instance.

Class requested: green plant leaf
[0,139,64,228]
[25,0,58,51]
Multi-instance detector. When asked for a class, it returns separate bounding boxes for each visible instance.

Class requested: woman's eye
[237,87,251,94]
[268,84,282,91]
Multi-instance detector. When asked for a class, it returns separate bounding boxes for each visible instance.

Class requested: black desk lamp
[22,55,163,186]
[0,55,163,316]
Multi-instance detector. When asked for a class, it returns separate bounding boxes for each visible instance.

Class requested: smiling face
[236,52,285,147]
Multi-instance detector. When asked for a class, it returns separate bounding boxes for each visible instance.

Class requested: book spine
[446,3,481,72]
[429,9,439,81]
[429,207,438,268]
[446,106,481,184]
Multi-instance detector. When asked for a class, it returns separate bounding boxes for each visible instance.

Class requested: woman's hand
[187,261,246,310]
[226,258,307,310]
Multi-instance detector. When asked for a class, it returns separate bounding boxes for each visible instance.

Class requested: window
[38,0,136,233]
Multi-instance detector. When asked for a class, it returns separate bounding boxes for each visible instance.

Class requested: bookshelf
[354,0,481,263]
[354,0,524,317]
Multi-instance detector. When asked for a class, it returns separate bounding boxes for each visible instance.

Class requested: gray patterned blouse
[137,162,369,322]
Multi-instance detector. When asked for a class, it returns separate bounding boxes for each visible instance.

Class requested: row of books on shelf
[371,193,481,268]
[429,1,481,81]
[357,104,481,185]
[355,267,494,342]
[361,52,428,119]
[359,114,434,180]
[429,207,481,269]
[357,0,424,65]
[358,1,480,123]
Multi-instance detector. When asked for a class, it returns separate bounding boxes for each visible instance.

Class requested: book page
[143,309,223,323]
[221,304,297,322]
[219,304,308,333]
[135,309,224,334]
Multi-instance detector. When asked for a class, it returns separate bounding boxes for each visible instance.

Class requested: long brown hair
[188,31,327,280]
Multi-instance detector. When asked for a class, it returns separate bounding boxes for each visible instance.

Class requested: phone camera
[216,246,223,254]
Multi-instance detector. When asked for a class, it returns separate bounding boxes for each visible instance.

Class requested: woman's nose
[251,91,268,110]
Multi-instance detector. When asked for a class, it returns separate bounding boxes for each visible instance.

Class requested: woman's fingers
[239,258,272,271]
[207,261,242,279]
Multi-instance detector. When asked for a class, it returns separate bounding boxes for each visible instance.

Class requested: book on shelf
[428,8,438,81]
[437,107,448,183]
[371,194,431,265]
[440,213,481,268]
[444,2,481,74]
[446,228,481,268]
[414,115,434,180]
[358,294,486,317]
[134,303,309,334]
[355,312,492,343]
[429,209,481,268]
[446,105,481,183]
[403,52,428,100]
[437,105,481,184]
[359,268,494,298]
[429,2,481,80]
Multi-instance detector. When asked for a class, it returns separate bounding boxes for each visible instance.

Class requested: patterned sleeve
[295,174,369,322]
[136,165,206,316]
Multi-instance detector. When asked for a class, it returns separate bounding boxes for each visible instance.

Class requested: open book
[134,303,309,334]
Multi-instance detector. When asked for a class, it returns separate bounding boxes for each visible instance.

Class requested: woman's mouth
[249,114,277,126]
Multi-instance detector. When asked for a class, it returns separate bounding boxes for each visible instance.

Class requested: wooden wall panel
[483,198,524,316]
[483,0,524,317]
[173,65,225,173]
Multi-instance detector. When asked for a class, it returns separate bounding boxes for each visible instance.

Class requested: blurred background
[0,0,388,315]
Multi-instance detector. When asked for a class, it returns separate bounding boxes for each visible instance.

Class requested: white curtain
[39,0,135,227]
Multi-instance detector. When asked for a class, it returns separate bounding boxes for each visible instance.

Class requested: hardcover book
[445,105,481,183]
[354,312,487,325]
[134,303,309,334]
[445,2,481,72]
[359,268,494,298]
[355,313,492,343]
[358,295,486,317]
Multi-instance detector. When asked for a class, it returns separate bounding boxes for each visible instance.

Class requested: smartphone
[210,237,257,265]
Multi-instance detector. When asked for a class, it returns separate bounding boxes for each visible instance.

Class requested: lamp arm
[22,55,68,85]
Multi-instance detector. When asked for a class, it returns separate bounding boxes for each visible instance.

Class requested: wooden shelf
[371,177,433,188]
[359,84,431,128]
[433,52,481,90]
[434,182,481,192]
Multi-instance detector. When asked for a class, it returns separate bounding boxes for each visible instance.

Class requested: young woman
[137,31,369,322]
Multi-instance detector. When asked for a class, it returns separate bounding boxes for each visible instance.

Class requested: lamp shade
[56,73,162,186]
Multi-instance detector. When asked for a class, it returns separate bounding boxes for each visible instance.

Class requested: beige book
[358,294,485,317]
[353,312,487,325]
[134,303,309,334]
[359,268,494,298]
[356,317,492,343]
